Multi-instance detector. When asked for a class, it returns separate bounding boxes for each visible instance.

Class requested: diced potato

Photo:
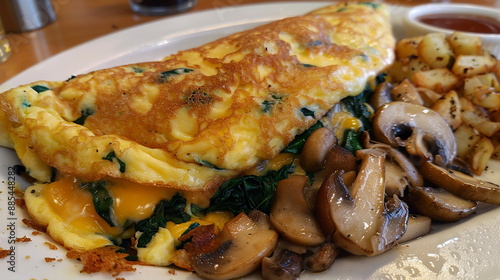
[461,110,500,137]
[411,68,460,93]
[451,53,497,77]
[459,96,480,112]
[418,33,454,69]
[388,57,430,82]
[388,32,500,169]
[431,90,462,130]
[475,72,500,90]
[417,87,443,107]
[395,36,423,59]
[468,136,494,175]
[447,32,483,56]
[463,74,500,109]
[454,123,481,158]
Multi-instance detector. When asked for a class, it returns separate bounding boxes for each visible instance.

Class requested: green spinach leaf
[300,107,315,118]
[205,163,294,215]
[73,108,94,125]
[158,68,193,82]
[102,151,126,173]
[135,193,191,248]
[360,2,381,9]
[342,84,372,131]
[342,128,364,154]
[81,181,115,227]
[31,85,50,93]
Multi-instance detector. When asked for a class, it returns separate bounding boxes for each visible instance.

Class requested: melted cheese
[25,174,232,257]
[42,176,119,235]
[329,111,363,140]
[165,211,233,240]
[106,179,177,227]
[24,182,113,251]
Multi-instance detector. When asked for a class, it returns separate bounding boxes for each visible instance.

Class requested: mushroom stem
[398,214,432,243]
[315,151,409,256]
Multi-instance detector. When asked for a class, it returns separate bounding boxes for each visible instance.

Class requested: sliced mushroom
[322,144,358,175]
[362,141,424,195]
[310,144,358,191]
[418,160,500,205]
[270,175,326,247]
[373,101,457,167]
[315,150,409,256]
[192,210,278,280]
[384,159,409,197]
[299,127,337,173]
[449,157,473,176]
[302,242,339,273]
[391,79,424,106]
[370,81,393,109]
[261,249,303,280]
[405,184,477,222]
[398,214,432,243]
[305,144,357,208]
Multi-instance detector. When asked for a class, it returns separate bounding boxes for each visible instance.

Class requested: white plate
[0,2,499,279]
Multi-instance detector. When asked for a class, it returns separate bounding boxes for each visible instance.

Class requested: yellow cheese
[106,179,177,227]
[42,176,118,235]
[165,210,233,240]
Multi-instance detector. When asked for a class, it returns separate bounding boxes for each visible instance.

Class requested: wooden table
[0,0,498,85]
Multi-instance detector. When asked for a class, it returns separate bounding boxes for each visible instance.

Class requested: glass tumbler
[0,18,11,63]
[129,0,198,16]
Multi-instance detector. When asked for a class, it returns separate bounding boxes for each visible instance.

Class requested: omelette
[0,1,394,270]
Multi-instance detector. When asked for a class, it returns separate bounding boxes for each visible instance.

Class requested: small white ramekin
[403,3,500,57]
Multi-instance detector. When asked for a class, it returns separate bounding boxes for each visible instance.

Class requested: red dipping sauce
[417,14,500,34]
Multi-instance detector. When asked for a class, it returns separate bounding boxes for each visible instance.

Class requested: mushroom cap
[315,151,409,256]
[192,211,278,280]
[270,175,326,247]
[419,160,500,205]
[261,249,303,280]
[373,101,457,166]
[406,184,477,222]
[302,242,339,273]
[299,127,337,173]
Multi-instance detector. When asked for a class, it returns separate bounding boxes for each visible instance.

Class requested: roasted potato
[390,31,500,175]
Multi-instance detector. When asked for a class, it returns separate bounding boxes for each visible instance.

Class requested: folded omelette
[0,2,394,195]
